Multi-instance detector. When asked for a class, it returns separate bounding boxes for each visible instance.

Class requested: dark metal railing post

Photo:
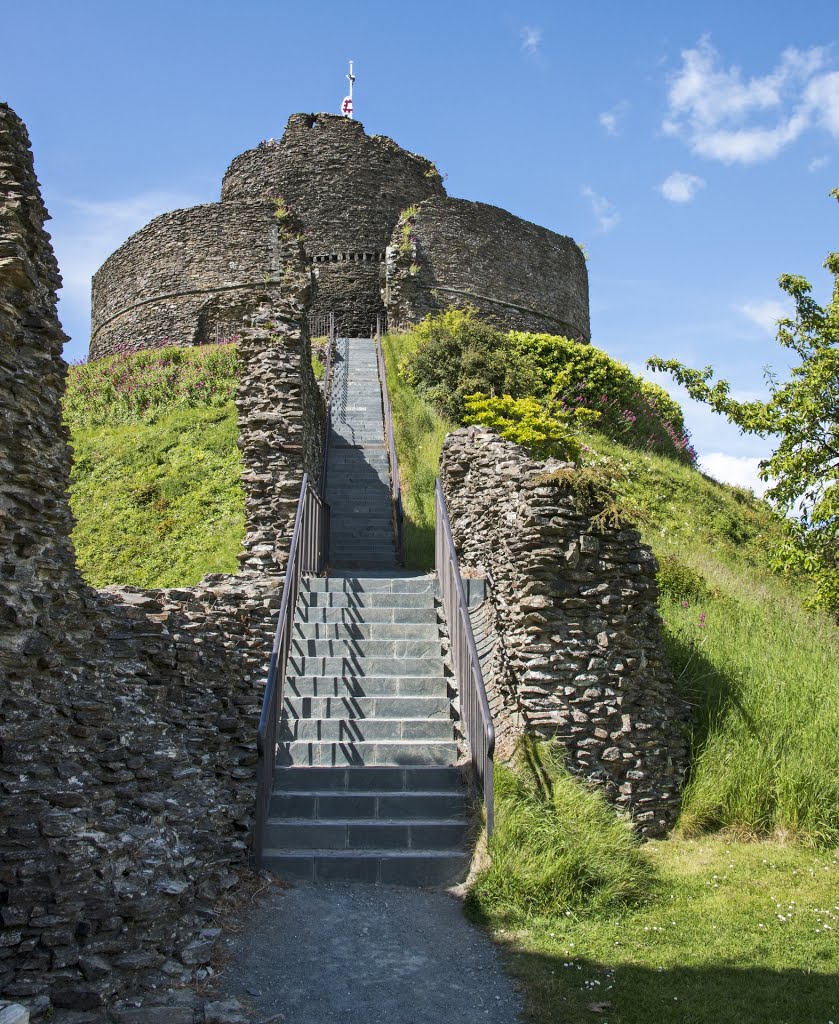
[254,474,329,867]
[375,317,404,565]
[435,480,495,835]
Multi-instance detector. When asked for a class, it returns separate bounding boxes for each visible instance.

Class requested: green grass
[467,743,657,920]
[382,325,839,1020]
[65,344,245,588]
[482,837,838,1024]
[68,403,244,588]
[381,332,455,568]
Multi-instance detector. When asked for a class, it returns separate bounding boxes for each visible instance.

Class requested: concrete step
[277,739,458,767]
[261,849,470,886]
[263,819,471,851]
[272,765,465,792]
[269,788,468,820]
[283,695,451,719]
[279,718,454,742]
[293,621,439,640]
[285,675,450,698]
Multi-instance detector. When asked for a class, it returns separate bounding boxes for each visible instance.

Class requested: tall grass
[661,564,839,846]
[467,741,656,920]
[65,343,239,428]
[381,333,455,569]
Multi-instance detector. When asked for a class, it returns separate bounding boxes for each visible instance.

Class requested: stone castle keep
[90,112,590,358]
[1,102,689,1019]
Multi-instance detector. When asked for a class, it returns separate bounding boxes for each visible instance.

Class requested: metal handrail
[374,315,404,564]
[254,474,328,867]
[319,313,335,501]
[435,480,495,834]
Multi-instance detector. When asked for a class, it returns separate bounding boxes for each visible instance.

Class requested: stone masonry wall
[0,104,324,1020]
[90,200,282,360]
[440,427,688,835]
[384,197,590,340]
[220,113,446,252]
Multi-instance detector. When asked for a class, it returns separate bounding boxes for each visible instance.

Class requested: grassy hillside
[64,344,245,588]
[381,325,839,1023]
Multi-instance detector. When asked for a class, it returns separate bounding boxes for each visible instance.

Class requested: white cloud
[699,452,770,496]
[663,36,839,164]
[658,170,706,202]
[598,102,628,135]
[808,154,830,171]
[736,299,791,334]
[521,25,542,59]
[581,185,621,232]
[805,70,839,133]
[49,190,201,359]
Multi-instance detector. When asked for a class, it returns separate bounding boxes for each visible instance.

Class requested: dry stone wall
[440,427,688,834]
[384,197,590,340]
[0,103,324,1021]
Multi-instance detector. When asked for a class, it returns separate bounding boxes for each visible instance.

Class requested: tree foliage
[648,189,839,615]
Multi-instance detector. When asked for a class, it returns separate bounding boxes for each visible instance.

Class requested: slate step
[283,695,451,718]
[263,819,471,850]
[285,675,450,698]
[272,765,465,792]
[290,638,443,659]
[293,621,439,640]
[261,850,471,886]
[279,717,454,742]
[297,605,438,624]
[269,788,468,820]
[278,739,458,766]
[303,577,436,593]
[288,656,446,677]
[300,592,436,609]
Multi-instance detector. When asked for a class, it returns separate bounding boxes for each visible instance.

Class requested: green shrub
[510,331,695,463]
[402,307,538,421]
[462,393,591,460]
[468,741,656,921]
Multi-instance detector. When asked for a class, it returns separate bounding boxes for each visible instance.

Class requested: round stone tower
[88,113,590,359]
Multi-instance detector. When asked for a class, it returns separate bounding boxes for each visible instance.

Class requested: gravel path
[214,882,522,1024]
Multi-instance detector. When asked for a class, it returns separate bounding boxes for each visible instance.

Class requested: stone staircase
[260,338,472,885]
[325,337,398,571]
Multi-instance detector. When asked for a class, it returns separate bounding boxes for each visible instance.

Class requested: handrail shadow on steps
[253,475,329,869]
[435,479,495,835]
[374,316,404,565]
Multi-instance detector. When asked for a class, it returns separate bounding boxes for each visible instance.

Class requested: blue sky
[4,0,837,491]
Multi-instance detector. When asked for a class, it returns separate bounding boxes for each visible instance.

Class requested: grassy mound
[65,345,245,588]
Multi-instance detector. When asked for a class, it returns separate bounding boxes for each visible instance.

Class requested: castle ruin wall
[385,196,591,340]
[439,427,688,835]
[1,103,324,1018]
[89,200,282,360]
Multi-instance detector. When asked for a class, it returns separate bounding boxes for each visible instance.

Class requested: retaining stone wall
[384,197,590,340]
[439,427,688,834]
[0,104,323,1020]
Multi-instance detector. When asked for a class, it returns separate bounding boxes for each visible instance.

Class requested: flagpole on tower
[342,60,355,119]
